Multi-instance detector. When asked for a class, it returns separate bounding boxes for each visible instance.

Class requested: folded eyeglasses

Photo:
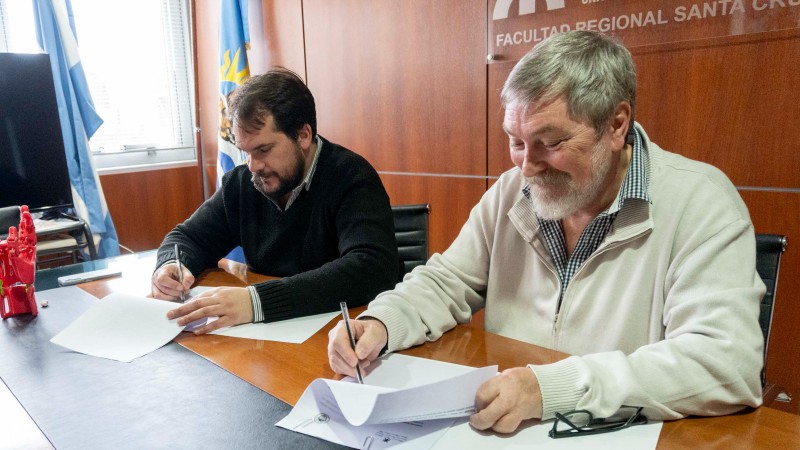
[549,406,647,439]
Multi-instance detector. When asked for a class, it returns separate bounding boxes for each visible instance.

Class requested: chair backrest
[392,204,430,281]
[755,233,787,386]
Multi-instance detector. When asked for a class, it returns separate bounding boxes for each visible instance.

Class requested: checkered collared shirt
[526,129,650,311]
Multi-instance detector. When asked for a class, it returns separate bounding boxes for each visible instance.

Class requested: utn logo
[493,0,566,20]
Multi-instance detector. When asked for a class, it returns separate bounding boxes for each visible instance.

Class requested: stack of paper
[277,354,497,449]
[278,354,663,450]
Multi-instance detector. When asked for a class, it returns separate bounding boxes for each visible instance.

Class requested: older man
[151,68,398,333]
[328,30,764,434]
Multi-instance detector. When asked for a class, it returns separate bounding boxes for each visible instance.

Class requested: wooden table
[151,267,800,448]
[12,262,800,449]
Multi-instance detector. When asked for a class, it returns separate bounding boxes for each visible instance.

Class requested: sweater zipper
[551,234,644,344]
[552,313,559,339]
[530,239,562,343]
[544,262,562,342]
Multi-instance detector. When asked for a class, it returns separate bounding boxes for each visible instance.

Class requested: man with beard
[151,69,398,333]
[328,31,764,433]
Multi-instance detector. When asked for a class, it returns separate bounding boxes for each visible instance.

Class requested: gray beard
[524,141,614,220]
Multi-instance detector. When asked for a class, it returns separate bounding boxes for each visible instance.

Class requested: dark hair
[227,67,317,141]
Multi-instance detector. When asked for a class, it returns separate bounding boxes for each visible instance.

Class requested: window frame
[0,0,199,175]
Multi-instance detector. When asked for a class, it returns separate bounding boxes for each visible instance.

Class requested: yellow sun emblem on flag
[220,48,249,85]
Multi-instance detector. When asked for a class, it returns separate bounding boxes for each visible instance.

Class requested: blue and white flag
[218,0,251,263]
[218,0,250,187]
[33,0,119,257]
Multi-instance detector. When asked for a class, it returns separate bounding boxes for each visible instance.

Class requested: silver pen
[339,301,364,384]
[174,243,186,302]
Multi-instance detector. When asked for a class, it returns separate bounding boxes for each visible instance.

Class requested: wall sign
[488,0,800,62]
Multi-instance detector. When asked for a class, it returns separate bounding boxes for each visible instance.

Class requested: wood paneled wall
[100,166,204,251]
[188,1,800,392]
[303,0,487,254]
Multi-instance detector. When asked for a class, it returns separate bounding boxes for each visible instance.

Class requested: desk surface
[4,266,345,450]
[182,271,800,450]
[8,260,800,449]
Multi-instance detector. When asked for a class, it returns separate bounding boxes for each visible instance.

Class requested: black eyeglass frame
[549,406,647,439]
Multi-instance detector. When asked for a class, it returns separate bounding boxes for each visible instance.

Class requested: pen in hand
[339,301,364,384]
[174,243,186,303]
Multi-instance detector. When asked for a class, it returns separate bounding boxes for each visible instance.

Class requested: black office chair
[391,204,430,281]
[755,233,787,387]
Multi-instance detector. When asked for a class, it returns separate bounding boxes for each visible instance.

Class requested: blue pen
[340,302,364,384]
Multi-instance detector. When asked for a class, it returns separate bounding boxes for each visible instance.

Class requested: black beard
[251,171,302,202]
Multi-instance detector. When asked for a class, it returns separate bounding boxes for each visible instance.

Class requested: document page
[208,312,339,343]
[277,354,498,449]
[431,416,663,450]
[50,292,184,362]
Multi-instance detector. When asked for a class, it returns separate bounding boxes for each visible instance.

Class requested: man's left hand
[166,286,254,334]
[470,367,543,434]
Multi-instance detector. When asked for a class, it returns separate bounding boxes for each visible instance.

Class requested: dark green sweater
[156,137,398,322]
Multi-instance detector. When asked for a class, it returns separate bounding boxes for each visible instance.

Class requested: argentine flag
[33,0,119,258]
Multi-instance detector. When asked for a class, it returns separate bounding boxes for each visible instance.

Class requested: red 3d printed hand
[1,205,38,319]
[10,206,37,285]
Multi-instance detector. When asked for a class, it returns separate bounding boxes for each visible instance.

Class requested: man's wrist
[154,259,177,271]
[357,316,389,356]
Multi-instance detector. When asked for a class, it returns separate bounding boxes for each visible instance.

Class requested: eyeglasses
[549,406,647,439]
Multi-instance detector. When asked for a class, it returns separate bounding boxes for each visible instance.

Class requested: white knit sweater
[363,124,764,421]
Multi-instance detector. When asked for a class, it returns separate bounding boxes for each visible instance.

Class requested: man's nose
[521,146,547,178]
[247,155,262,173]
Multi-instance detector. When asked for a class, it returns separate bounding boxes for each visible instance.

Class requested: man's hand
[470,367,543,434]
[151,263,194,300]
[166,286,254,334]
[328,318,387,378]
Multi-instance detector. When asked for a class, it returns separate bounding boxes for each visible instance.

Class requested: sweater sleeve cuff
[529,356,587,420]
[155,259,176,270]
[248,285,263,322]
[253,279,292,322]
[356,304,410,353]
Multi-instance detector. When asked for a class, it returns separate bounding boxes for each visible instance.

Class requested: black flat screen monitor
[0,52,73,214]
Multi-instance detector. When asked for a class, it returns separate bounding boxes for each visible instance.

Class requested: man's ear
[296,123,314,150]
[608,101,632,151]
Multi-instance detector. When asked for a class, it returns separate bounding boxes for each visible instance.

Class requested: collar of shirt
[609,127,650,214]
[283,135,323,211]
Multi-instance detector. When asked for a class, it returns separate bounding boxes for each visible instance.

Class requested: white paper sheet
[50,292,184,362]
[277,354,498,449]
[431,416,663,450]
[209,311,339,343]
[279,353,663,450]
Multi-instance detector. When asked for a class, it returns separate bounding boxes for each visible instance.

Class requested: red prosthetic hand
[1,206,38,319]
